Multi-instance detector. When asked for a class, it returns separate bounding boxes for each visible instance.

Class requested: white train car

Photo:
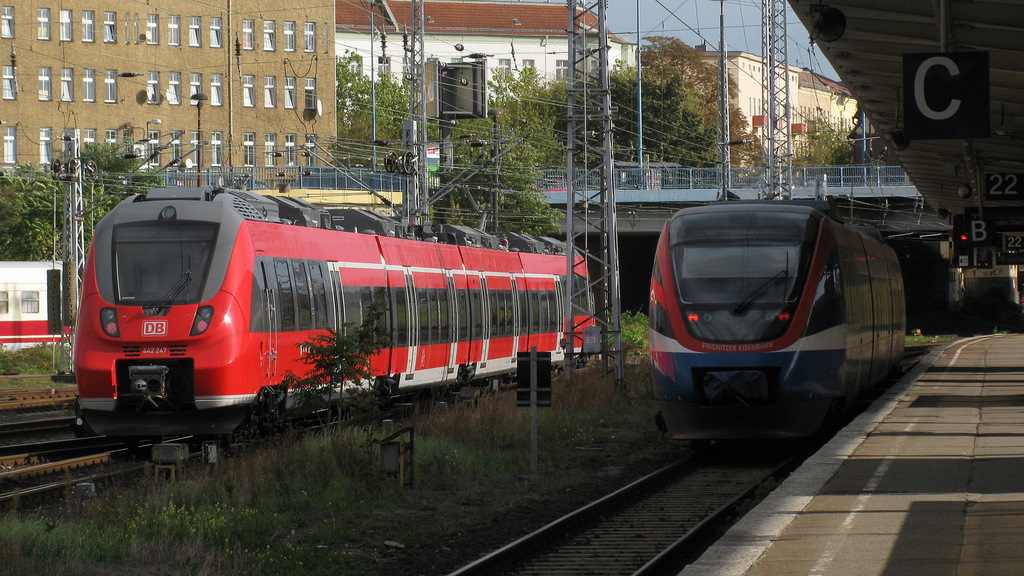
[0,262,63,351]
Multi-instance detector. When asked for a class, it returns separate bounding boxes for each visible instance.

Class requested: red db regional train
[74,186,592,437]
[648,202,905,442]
[0,262,64,351]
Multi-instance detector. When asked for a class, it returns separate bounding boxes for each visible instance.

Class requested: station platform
[682,334,1024,576]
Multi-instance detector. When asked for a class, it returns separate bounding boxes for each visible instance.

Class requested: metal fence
[162,164,912,193]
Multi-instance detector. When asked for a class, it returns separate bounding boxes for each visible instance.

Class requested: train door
[257,260,278,380]
[510,275,521,353]
[444,270,459,383]
[403,269,417,376]
[478,275,491,370]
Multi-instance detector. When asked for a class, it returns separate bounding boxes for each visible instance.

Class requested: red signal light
[687,313,700,322]
[778,312,791,321]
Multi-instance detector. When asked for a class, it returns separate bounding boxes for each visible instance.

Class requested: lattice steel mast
[761,0,792,199]
[564,0,622,383]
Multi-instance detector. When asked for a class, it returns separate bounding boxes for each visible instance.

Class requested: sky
[605,0,840,79]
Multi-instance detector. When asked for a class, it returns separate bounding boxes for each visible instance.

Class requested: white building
[335,0,635,81]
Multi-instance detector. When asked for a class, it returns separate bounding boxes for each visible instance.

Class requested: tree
[285,291,392,425]
[613,37,756,167]
[793,117,855,167]
[0,144,164,261]
[430,67,562,235]
[336,52,407,167]
[0,172,61,261]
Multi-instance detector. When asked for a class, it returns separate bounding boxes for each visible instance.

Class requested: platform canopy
[791,0,1024,215]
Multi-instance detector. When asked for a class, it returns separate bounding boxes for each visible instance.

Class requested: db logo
[142,320,168,337]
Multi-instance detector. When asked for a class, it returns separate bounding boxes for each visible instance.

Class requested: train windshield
[668,209,819,342]
[112,222,219,306]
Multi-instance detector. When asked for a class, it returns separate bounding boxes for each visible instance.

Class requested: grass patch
[0,344,64,378]
[0,364,662,576]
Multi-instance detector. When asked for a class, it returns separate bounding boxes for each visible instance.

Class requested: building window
[555,60,568,80]
[210,16,221,48]
[305,135,317,166]
[189,72,202,103]
[105,129,116,143]
[304,78,316,110]
[523,59,535,69]
[167,71,180,105]
[242,75,255,107]
[188,16,201,47]
[104,69,117,102]
[498,59,511,74]
[38,67,51,101]
[243,133,255,166]
[2,127,14,164]
[210,131,223,166]
[242,19,254,50]
[146,14,158,44]
[146,130,160,165]
[59,9,72,41]
[264,76,276,108]
[303,22,316,52]
[60,67,73,101]
[1,6,13,39]
[82,69,95,102]
[168,15,179,46]
[283,21,295,51]
[1,65,14,100]
[284,134,297,166]
[39,128,51,164]
[103,12,116,43]
[83,128,95,144]
[263,20,275,51]
[82,10,94,42]
[37,8,50,40]
[210,73,222,106]
[284,77,296,109]
[169,132,181,161]
[147,71,160,103]
[264,133,277,165]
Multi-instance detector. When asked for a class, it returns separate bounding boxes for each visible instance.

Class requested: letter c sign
[903,51,989,140]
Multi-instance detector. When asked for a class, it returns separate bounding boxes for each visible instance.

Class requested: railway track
[448,452,795,576]
[0,416,76,439]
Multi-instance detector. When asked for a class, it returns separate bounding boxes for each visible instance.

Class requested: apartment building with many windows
[334,1,635,82]
[0,0,335,169]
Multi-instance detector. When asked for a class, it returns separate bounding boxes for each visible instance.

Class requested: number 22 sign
[985,173,1024,200]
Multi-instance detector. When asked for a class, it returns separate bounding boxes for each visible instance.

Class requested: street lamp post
[191,92,209,185]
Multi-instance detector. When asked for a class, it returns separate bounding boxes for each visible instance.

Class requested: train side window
[0,291,7,314]
[391,285,408,347]
[250,260,268,333]
[339,285,359,334]
[439,283,451,343]
[491,289,503,338]
[291,260,312,330]
[417,287,430,345]
[274,259,295,330]
[21,291,40,314]
[309,262,329,329]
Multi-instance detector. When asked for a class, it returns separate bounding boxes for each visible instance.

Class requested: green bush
[0,344,59,375]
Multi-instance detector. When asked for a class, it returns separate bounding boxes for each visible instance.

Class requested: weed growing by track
[0,354,662,576]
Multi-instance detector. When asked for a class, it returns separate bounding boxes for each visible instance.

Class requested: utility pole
[718,1,731,201]
[61,132,85,373]
[761,0,792,199]
[564,0,623,384]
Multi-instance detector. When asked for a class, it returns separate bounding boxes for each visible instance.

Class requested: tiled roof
[336,0,631,43]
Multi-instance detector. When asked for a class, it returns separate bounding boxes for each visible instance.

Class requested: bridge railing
[162,164,912,193]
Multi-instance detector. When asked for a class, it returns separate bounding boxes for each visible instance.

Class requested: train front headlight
[190,305,214,336]
[100,307,120,337]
